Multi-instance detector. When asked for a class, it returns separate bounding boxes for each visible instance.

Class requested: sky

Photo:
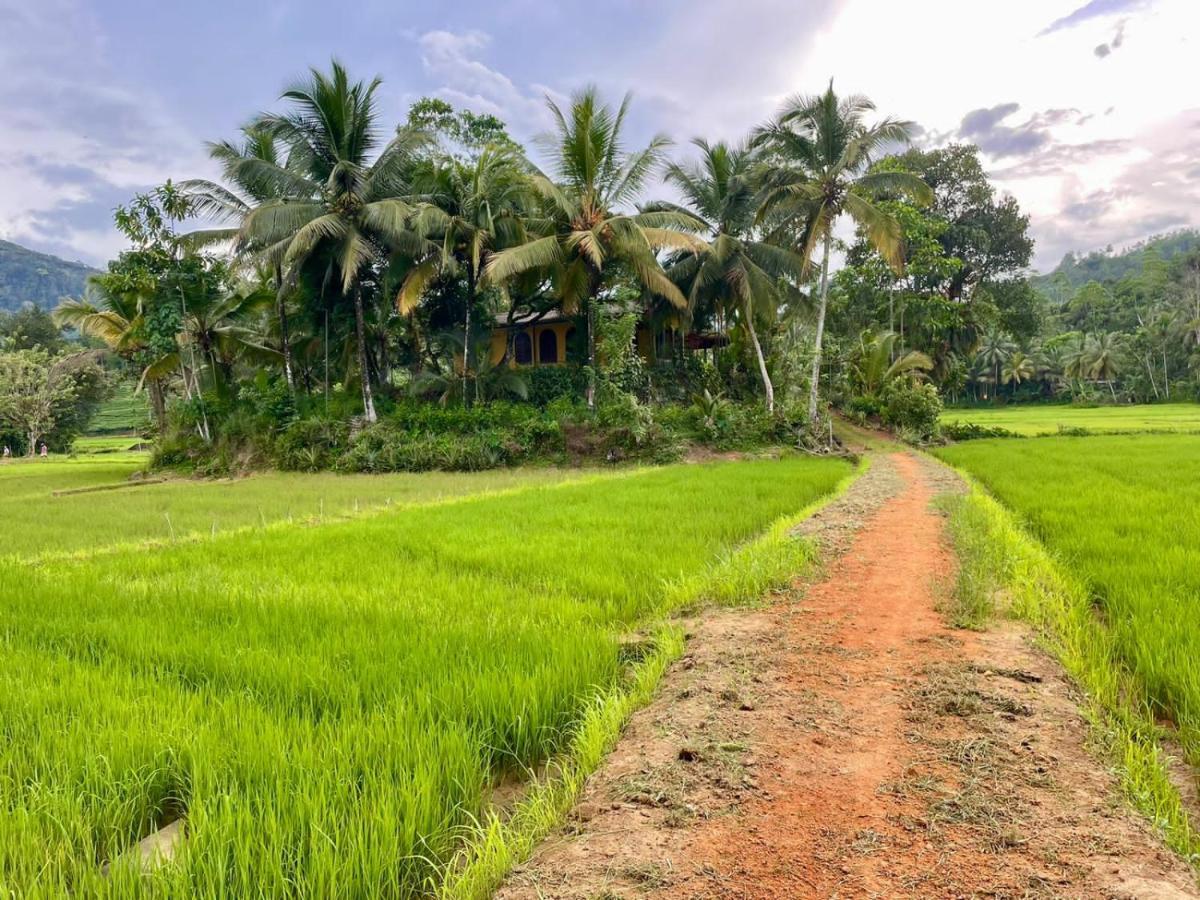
[0,0,1196,272]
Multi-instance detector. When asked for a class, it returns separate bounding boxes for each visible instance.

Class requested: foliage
[0,348,108,455]
[879,379,942,442]
[0,305,66,352]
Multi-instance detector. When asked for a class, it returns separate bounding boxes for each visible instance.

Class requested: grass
[0,454,851,897]
[940,402,1200,436]
[87,383,151,433]
[934,435,1200,860]
[72,434,149,454]
[0,457,579,560]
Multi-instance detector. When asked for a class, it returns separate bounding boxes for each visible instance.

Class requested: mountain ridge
[0,239,97,313]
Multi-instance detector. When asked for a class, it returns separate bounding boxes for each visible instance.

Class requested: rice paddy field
[936,434,1200,767]
[0,453,850,896]
[940,401,1200,436]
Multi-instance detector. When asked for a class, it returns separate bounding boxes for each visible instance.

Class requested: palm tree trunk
[745,305,774,413]
[1163,346,1170,399]
[147,380,166,433]
[352,285,377,423]
[275,265,294,392]
[585,297,597,411]
[807,230,832,425]
[464,270,474,408]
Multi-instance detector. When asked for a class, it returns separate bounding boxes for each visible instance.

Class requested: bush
[526,366,587,406]
[941,422,1017,441]
[880,381,942,443]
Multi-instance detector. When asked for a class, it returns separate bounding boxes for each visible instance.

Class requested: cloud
[957,103,1052,157]
[1094,19,1128,57]
[0,0,209,264]
[414,30,558,139]
[1039,0,1148,35]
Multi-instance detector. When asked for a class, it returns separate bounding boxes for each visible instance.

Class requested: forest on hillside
[0,240,95,313]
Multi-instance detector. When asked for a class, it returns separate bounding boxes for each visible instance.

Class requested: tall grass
[0,455,850,897]
[935,435,1200,857]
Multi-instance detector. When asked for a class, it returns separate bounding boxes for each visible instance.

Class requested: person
[2,445,9,459]
[39,443,48,458]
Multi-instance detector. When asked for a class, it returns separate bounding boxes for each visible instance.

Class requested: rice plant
[0,455,849,896]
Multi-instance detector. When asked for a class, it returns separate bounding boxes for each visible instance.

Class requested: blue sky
[1,0,1196,270]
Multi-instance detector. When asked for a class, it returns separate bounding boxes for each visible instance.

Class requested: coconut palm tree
[851,330,932,398]
[399,146,535,404]
[975,331,1015,400]
[1086,332,1123,399]
[484,86,705,409]
[53,283,168,428]
[753,83,931,424]
[234,61,428,423]
[1001,349,1035,388]
[649,140,806,412]
[180,126,313,391]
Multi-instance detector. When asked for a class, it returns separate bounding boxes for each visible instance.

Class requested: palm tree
[1086,332,1123,399]
[53,283,168,428]
[975,331,1015,400]
[651,140,806,412]
[1001,349,1035,388]
[400,146,534,405]
[754,83,931,424]
[235,61,428,423]
[851,330,932,398]
[484,86,705,409]
[181,126,312,391]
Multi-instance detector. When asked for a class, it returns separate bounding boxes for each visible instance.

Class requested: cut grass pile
[0,454,850,896]
[940,402,1200,436]
[0,459,576,559]
[935,435,1200,768]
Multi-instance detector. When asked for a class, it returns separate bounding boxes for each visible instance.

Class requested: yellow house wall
[489,322,573,367]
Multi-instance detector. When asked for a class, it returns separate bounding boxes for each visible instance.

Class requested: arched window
[514,331,533,364]
[538,329,558,364]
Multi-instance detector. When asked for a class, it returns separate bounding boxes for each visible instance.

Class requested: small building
[489,309,729,367]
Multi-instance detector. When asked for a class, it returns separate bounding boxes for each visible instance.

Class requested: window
[538,329,558,364]
[514,331,533,364]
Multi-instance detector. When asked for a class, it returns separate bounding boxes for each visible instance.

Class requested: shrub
[941,422,1017,441]
[880,381,942,442]
[526,366,587,406]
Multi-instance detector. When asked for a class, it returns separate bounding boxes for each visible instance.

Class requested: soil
[497,451,1199,900]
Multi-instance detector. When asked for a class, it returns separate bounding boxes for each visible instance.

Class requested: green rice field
[940,402,1200,436]
[87,384,151,434]
[936,434,1200,764]
[0,456,579,559]
[0,454,850,896]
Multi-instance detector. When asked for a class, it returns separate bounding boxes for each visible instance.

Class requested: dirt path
[498,451,1198,899]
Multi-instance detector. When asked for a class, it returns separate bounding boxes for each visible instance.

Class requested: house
[489,309,729,367]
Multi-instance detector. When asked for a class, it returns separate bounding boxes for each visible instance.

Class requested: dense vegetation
[0,454,848,896]
[0,239,95,313]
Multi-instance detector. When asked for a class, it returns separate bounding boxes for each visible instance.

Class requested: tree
[181,125,311,390]
[1001,349,1035,387]
[400,146,534,405]
[0,306,64,352]
[754,83,932,424]
[0,349,78,455]
[406,97,518,161]
[484,86,704,408]
[1086,332,1123,398]
[850,330,932,398]
[653,140,806,412]
[236,60,428,422]
[975,330,1015,399]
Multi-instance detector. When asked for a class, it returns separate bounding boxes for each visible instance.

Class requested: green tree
[975,330,1015,400]
[406,97,517,161]
[236,61,428,422]
[400,146,534,404]
[1001,349,1035,387]
[0,349,78,455]
[484,86,704,408]
[849,330,932,398]
[653,140,806,412]
[0,306,64,352]
[754,83,931,424]
[181,125,311,390]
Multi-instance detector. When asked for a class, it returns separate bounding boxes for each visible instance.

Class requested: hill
[1033,230,1200,303]
[0,240,97,313]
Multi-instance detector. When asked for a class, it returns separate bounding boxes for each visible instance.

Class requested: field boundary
[941,469,1200,866]
[435,454,868,899]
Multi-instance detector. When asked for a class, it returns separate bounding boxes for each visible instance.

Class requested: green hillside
[1033,230,1200,303]
[0,239,97,312]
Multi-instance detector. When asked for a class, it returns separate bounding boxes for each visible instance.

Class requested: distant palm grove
[2,59,1197,464]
